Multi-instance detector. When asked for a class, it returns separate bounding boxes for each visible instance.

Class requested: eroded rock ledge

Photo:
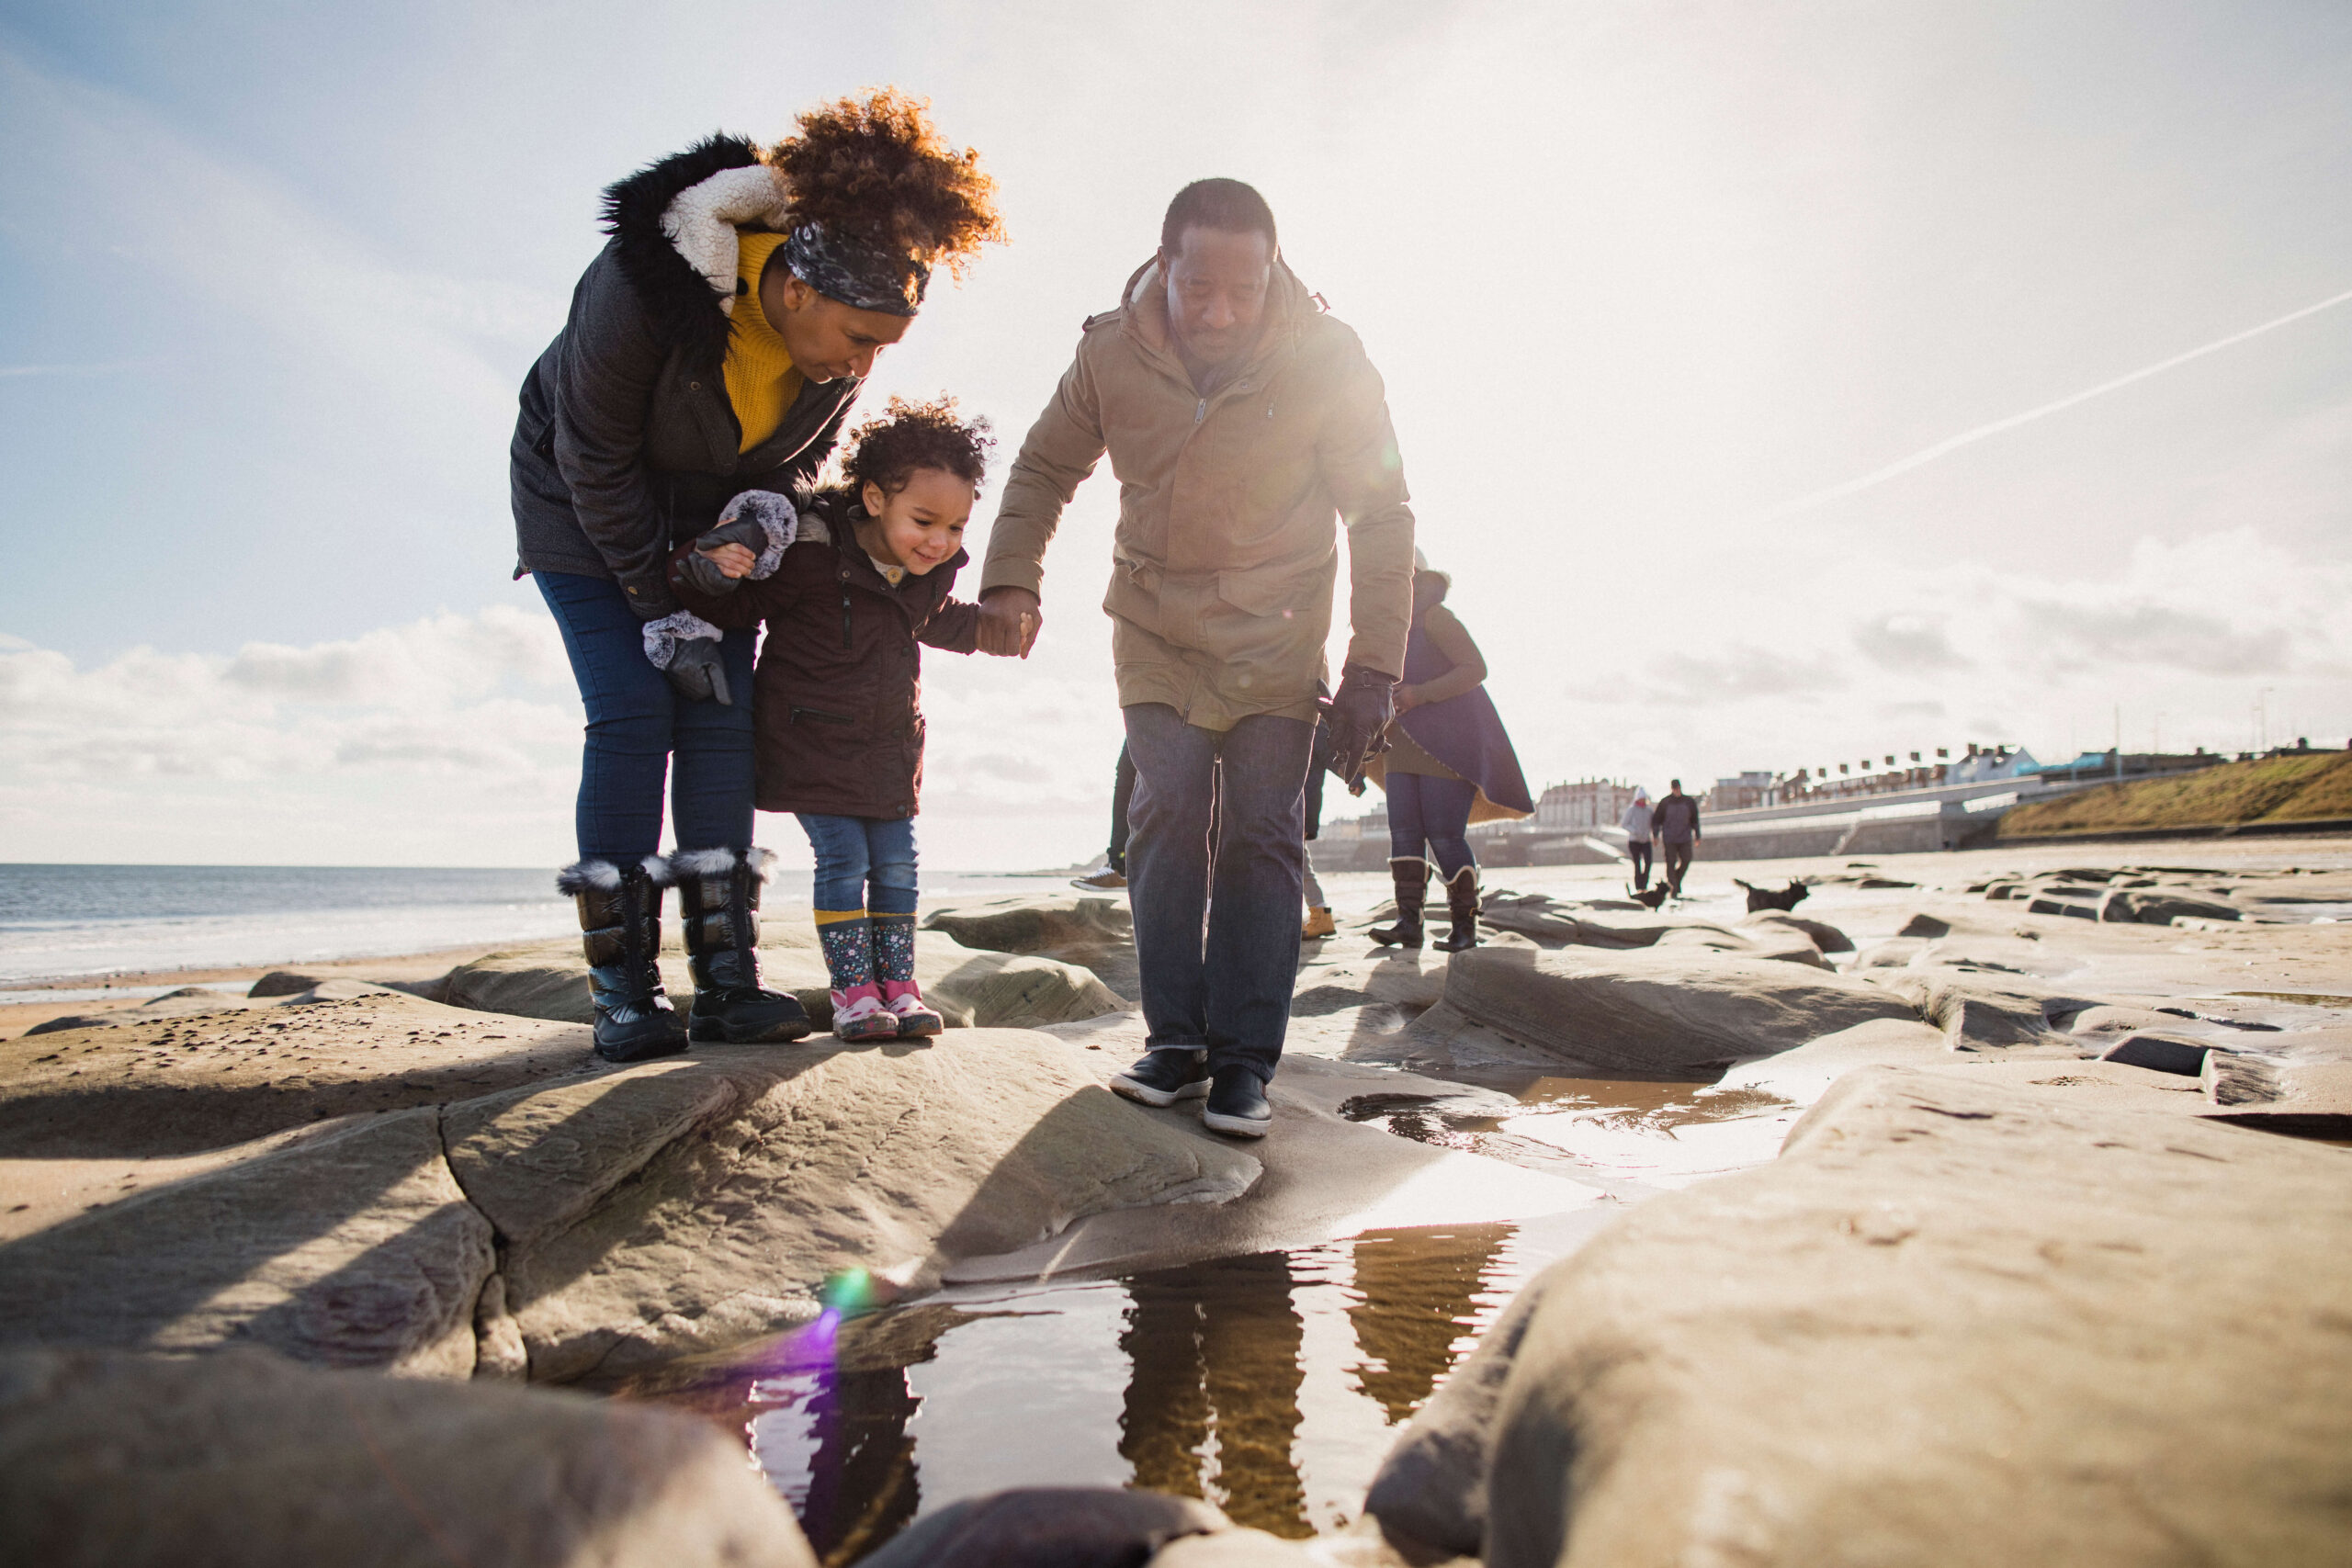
[0,1028,1260,1382]
[1364,1066,2352,1566]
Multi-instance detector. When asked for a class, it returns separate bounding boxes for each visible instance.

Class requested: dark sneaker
[1110,1048,1211,1107]
[1202,1067,1272,1138]
[1071,867,1128,891]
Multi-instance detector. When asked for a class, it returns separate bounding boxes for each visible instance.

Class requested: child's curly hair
[843,395,994,499]
[771,89,1006,278]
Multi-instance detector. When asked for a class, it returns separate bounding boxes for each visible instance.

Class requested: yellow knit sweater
[725,231,804,453]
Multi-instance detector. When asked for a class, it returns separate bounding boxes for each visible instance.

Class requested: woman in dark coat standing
[1368,554,1534,952]
[510,91,1004,1061]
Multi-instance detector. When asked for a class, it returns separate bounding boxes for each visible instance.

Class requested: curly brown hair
[770,89,1006,279]
[842,395,994,499]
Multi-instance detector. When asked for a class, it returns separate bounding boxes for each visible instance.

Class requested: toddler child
[670,396,1006,1042]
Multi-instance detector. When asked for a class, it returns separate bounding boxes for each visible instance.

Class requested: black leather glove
[663,637,732,705]
[642,611,733,705]
[1326,662,1396,784]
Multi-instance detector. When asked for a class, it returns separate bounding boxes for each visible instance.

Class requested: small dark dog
[1736,877,1810,913]
[1628,881,1672,910]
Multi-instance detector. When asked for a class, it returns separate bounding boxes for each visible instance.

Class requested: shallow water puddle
[1351,1074,1801,1191]
[613,1219,1597,1562]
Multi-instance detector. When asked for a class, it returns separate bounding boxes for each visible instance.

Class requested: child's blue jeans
[797,814,919,914]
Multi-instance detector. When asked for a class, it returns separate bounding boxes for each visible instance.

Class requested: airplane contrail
[1749,284,2352,525]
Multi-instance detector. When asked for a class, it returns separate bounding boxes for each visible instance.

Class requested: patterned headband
[780,221,929,317]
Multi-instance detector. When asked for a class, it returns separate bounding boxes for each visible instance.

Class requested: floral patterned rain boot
[817,910,897,1043]
[873,912,942,1038]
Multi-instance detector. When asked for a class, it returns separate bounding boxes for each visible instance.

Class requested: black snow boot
[1433,866,1482,953]
[560,856,688,1064]
[1369,857,1430,948]
[672,847,812,1044]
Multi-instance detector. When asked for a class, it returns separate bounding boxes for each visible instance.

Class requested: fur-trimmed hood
[599,135,797,372]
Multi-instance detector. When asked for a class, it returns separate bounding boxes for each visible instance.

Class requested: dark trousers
[1627,839,1653,889]
[536,571,757,863]
[1106,743,1139,873]
[1385,772,1477,878]
[1662,839,1695,893]
[1123,704,1314,1083]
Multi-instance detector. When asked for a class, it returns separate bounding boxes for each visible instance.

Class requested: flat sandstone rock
[0,1348,814,1568]
[450,1028,1261,1381]
[1387,1066,2352,1567]
[1442,946,1918,1071]
[0,1027,1259,1382]
[0,991,593,1158]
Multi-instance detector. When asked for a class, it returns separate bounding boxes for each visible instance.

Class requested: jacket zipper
[790,705,854,726]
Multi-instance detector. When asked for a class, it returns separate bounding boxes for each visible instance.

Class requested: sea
[0,863,1075,997]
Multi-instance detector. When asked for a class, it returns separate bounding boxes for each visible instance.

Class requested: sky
[1,0,2348,870]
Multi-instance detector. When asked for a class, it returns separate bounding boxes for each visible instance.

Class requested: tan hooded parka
[981,255,1417,730]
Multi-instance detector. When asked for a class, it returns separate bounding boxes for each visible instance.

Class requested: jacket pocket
[788,705,856,727]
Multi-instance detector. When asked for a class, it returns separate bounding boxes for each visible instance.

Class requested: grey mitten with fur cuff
[673,491,799,598]
[642,610,732,705]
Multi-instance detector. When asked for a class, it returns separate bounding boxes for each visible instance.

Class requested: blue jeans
[1385,772,1477,878]
[536,571,759,863]
[1124,703,1314,1083]
[797,813,919,915]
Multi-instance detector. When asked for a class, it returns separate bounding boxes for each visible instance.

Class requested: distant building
[1703,771,1775,811]
[1534,778,1641,831]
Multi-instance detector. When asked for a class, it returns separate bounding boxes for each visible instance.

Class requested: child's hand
[700,541,757,580]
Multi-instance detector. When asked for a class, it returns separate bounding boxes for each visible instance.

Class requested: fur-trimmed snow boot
[560,856,688,1063]
[1368,857,1430,949]
[672,847,811,1044]
[1433,865,1482,953]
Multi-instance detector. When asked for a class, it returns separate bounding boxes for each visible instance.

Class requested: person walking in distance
[975,178,1415,1138]
[1621,787,1654,892]
[1364,553,1533,953]
[1654,778,1702,897]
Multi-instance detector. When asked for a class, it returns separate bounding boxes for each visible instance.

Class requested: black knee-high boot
[1434,865,1482,953]
[560,855,687,1064]
[1369,856,1430,948]
[672,847,812,1044]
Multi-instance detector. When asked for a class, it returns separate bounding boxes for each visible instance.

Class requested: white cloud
[0,604,1132,871]
[1853,615,1971,672]
[0,608,584,863]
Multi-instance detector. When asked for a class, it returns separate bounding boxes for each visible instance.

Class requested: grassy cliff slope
[1999,751,2352,838]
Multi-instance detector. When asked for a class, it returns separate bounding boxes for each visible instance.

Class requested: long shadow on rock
[0,1108,492,1376]
[0,994,594,1158]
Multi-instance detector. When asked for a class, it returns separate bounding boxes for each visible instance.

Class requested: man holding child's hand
[978,178,1415,1139]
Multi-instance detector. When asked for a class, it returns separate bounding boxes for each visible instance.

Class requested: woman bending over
[511,91,1002,1061]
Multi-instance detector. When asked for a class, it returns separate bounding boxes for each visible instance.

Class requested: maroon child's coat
[673,491,980,819]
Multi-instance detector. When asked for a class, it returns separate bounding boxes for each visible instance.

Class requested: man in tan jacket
[977,178,1416,1136]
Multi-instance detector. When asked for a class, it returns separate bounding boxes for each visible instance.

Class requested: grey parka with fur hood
[509,136,862,620]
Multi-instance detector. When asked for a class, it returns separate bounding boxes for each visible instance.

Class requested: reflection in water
[611,1223,1550,1561]
[1348,1227,1507,1423]
[1121,1251,1308,1534]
